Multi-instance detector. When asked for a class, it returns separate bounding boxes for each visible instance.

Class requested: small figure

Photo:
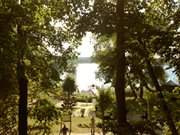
[61,124,69,135]
[91,117,95,135]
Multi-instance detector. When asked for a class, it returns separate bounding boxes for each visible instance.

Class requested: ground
[53,117,101,135]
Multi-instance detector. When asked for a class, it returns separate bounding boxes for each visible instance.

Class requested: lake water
[76,63,103,91]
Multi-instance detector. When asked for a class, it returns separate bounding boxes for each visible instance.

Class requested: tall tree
[17,13,28,135]
[91,0,179,134]
[143,49,178,135]
[115,0,134,134]
[73,0,133,133]
[0,0,80,134]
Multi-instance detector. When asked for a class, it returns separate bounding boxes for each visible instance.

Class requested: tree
[62,76,76,96]
[115,0,132,133]
[88,0,179,134]
[0,0,80,134]
[74,0,133,133]
[0,0,18,99]
[0,96,18,135]
[95,88,114,135]
[128,1,179,134]
[29,98,61,135]
[62,75,76,135]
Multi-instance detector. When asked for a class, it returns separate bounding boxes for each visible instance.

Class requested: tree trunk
[69,113,72,135]
[145,58,178,135]
[115,0,134,134]
[17,24,28,135]
[139,83,144,99]
[17,62,28,135]
[137,37,178,134]
[115,0,126,124]
[102,111,105,135]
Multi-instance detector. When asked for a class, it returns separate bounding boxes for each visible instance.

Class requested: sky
[165,66,178,83]
[77,32,94,57]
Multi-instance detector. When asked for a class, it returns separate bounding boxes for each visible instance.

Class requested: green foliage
[0,0,80,134]
[62,75,76,95]
[61,95,76,112]
[0,0,80,93]
[0,1,18,99]
[31,99,60,122]
[0,0,179,134]
[95,88,114,117]
[75,1,179,133]
[29,99,61,135]
[163,87,180,122]
[75,93,94,102]
[95,88,116,133]
[0,95,18,135]
[93,35,116,84]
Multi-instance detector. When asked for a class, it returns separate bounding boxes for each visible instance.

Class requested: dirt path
[57,132,101,135]
[71,133,91,135]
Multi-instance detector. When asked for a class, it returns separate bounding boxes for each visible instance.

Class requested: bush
[29,99,61,135]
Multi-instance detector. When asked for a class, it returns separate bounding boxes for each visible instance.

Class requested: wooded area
[0,0,179,135]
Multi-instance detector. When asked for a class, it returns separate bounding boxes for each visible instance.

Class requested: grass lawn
[53,117,101,134]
